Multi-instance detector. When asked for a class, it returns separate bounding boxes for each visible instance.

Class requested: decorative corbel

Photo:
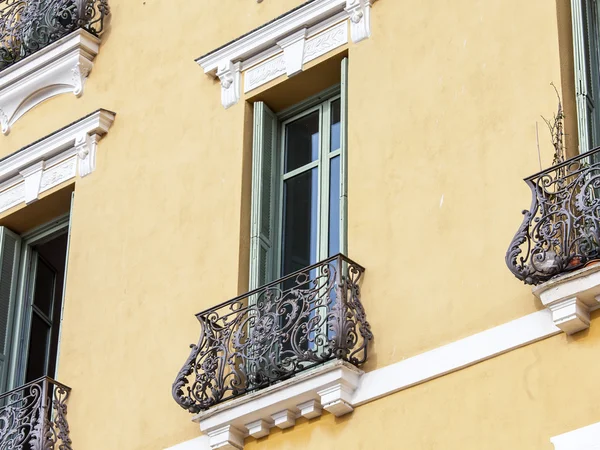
[277,28,308,77]
[0,108,8,136]
[345,0,373,43]
[72,58,93,97]
[76,133,100,177]
[216,61,241,109]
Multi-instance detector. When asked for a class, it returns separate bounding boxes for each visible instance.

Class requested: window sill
[532,264,600,334]
[192,360,363,450]
[0,29,101,136]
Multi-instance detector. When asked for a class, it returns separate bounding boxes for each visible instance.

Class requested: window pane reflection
[282,168,319,276]
[285,111,320,173]
[330,99,341,153]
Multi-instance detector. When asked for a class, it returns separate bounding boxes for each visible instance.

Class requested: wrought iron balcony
[0,377,72,448]
[0,0,109,71]
[506,147,600,285]
[172,254,372,414]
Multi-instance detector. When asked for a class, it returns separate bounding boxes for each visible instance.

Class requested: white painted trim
[196,0,376,108]
[0,110,115,214]
[551,421,600,449]
[164,437,210,450]
[0,29,101,135]
[352,309,560,406]
[171,309,561,449]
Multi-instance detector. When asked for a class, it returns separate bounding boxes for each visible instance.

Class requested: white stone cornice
[196,0,378,108]
[0,109,115,214]
[0,29,101,135]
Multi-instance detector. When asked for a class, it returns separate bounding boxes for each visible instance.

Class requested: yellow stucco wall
[0,0,589,448]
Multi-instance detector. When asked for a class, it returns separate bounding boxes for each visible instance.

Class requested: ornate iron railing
[0,376,72,449]
[0,0,109,71]
[506,146,600,285]
[172,254,372,413]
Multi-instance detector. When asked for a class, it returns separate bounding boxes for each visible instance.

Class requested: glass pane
[282,168,319,276]
[285,111,320,173]
[33,258,56,317]
[330,99,341,153]
[25,313,49,382]
[328,156,341,256]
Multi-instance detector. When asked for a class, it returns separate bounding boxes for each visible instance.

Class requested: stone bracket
[345,0,373,43]
[533,264,600,334]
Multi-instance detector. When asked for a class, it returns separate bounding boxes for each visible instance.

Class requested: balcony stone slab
[532,264,600,334]
[192,360,363,450]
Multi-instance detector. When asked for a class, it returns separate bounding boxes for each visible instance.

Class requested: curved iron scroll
[506,146,600,285]
[172,254,373,414]
[0,0,110,71]
[0,376,72,449]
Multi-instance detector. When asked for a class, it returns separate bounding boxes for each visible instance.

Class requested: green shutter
[340,57,349,254]
[249,102,278,290]
[0,227,20,393]
[572,0,600,152]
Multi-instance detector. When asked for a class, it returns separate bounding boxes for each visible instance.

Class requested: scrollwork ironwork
[0,0,110,71]
[506,147,600,285]
[0,376,72,449]
[172,254,372,414]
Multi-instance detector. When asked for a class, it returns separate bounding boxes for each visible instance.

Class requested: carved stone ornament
[196,0,379,109]
[345,0,373,43]
[0,30,101,135]
[216,61,241,109]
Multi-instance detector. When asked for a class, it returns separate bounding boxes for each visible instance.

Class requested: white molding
[172,309,561,450]
[0,30,101,135]
[551,421,600,450]
[351,309,560,406]
[532,265,600,334]
[0,109,115,214]
[197,0,376,107]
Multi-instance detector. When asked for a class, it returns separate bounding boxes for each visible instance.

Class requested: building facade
[0,0,599,449]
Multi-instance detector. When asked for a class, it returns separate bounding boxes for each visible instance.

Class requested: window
[0,213,71,393]
[573,0,600,152]
[249,58,348,289]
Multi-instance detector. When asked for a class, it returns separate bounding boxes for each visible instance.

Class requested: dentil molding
[532,264,600,334]
[193,360,362,450]
[0,29,101,135]
[0,109,115,215]
[196,0,378,109]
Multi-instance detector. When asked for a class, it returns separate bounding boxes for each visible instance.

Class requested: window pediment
[196,0,378,108]
[0,109,115,214]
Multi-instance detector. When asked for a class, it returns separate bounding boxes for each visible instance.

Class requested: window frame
[274,86,345,279]
[7,214,69,390]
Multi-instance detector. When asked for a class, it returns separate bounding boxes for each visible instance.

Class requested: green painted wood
[340,57,349,254]
[0,227,21,394]
[249,102,278,290]
[572,0,600,152]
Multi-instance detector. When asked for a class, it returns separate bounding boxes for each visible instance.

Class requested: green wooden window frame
[249,58,349,289]
[572,0,600,152]
[0,208,73,394]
